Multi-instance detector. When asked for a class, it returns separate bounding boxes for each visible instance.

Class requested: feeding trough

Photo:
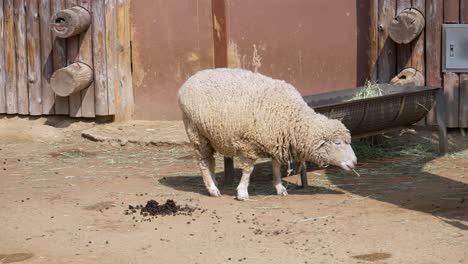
[223,84,448,186]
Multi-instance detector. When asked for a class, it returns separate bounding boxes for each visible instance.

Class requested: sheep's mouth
[340,161,355,171]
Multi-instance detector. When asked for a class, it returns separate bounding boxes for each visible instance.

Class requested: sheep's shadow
[158,161,344,198]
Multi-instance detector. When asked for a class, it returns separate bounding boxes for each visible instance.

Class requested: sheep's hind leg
[236,157,255,201]
[199,155,220,197]
[272,159,288,196]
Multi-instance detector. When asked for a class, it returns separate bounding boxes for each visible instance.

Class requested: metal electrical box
[443,24,468,72]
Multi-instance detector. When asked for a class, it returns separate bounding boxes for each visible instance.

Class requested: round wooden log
[390,68,424,86]
[50,6,91,38]
[388,8,425,44]
[51,62,93,97]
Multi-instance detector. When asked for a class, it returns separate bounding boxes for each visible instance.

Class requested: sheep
[177,68,357,200]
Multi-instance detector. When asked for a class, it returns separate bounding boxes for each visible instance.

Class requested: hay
[348,80,384,101]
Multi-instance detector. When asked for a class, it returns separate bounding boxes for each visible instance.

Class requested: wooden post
[114,0,134,121]
[224,157,234,185]
[396,0,412,73]
[460,0,468,128]
[92,0,109,116]
[377,0,397,83]
[388,8,425,44]
[50,5,91,38]
[369,0,378,80]
[105,0,117,115]
[77,0,95,118]
[50,62,93,97]
[66,0,81,117]
[26,0,43,116]
[299,161,308,188]
[4,0,17,114]
[0,0,6,113]
[51,0,69,115]
[39,0,55,115]
[14,0,29,114]
[425,0,443,125]
[444,0,460,128]
[390,68,424,86]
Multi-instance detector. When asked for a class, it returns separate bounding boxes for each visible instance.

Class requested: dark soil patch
[124,199,198,220]
[352,252,391,261]
[0,253,34,263]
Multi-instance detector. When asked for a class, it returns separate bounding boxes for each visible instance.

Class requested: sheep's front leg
[272,159,288,196]
[236,157,255,201]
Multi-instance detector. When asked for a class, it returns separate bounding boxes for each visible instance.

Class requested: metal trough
[223,85,448,186]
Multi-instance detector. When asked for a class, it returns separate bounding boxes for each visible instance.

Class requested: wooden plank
[460,0,468,127]
[115,0,134,121]
[105,0,117,115]
[14,0,29,114]
[26,0,43,115]
[51,0,69,115]
[66,0,82,117]
[4,0,16,114]
[0,0,6,113]
[411,0,425,76]
[92,0,108,116]
[377,0,397,83]
[443,0,460,127]
[77,0,95,118]
[39,0,55,114]
[425,0,443,125]
[369,0,379,80]
[396,0,412,73]
[444,0,459,23]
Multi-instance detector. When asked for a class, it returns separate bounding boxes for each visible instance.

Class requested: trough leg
[224,157,235,184]
[297,161,308,188]
[435,90,448,155]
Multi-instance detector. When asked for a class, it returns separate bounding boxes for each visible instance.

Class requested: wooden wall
[0,0,132,119]
[370,0,468,128]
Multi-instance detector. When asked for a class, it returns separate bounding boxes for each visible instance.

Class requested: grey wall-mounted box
[443,24,468,72]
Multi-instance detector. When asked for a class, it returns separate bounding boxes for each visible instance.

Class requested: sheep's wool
[178,68,350,165]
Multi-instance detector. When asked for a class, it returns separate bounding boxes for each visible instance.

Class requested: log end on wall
[51,62,93,97]
[50,6,91,38]
[388,8,425,44]
[390,68,424,86]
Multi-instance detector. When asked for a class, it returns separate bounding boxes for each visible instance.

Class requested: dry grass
[348,80,384,101]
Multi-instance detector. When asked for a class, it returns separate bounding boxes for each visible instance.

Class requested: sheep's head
[304,117,357,171]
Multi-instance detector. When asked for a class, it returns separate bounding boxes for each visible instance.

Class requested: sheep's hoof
[208,187,221,197]
[236,190,249,201]
[275,184,288,196]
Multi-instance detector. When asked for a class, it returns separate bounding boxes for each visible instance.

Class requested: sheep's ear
[315,140,326,150]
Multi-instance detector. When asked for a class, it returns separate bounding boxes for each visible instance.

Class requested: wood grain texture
[396,0,412,72]
[411,0,425,79]
[39,0,55,114]
[425,0,443,125]
[105,0,117,115]
[377,0,396,83]
[77,0,95,118]
[460,0,468,127]
[51,0,69,115]
[66,0,82,117]
[369,0,379,80]
[4,0,16,113]
[0,0,6,113]
[92,0,109,115]
[444,0,459,23]
[26,0,43,115]
[115,0,134,121]
[14,0,29,114]
[443,0,460,127]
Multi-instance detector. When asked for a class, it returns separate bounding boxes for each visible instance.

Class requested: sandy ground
[0,117,467,264]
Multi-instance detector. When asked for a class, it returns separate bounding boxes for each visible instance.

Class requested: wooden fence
[0,0,133,119]
[370,0,468,128]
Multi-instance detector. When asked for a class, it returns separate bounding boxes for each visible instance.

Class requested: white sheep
[178,68,357,200]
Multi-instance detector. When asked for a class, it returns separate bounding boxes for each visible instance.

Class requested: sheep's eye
[334,140,342,145]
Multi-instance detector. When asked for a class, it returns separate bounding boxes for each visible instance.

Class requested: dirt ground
[0,117,467,264]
